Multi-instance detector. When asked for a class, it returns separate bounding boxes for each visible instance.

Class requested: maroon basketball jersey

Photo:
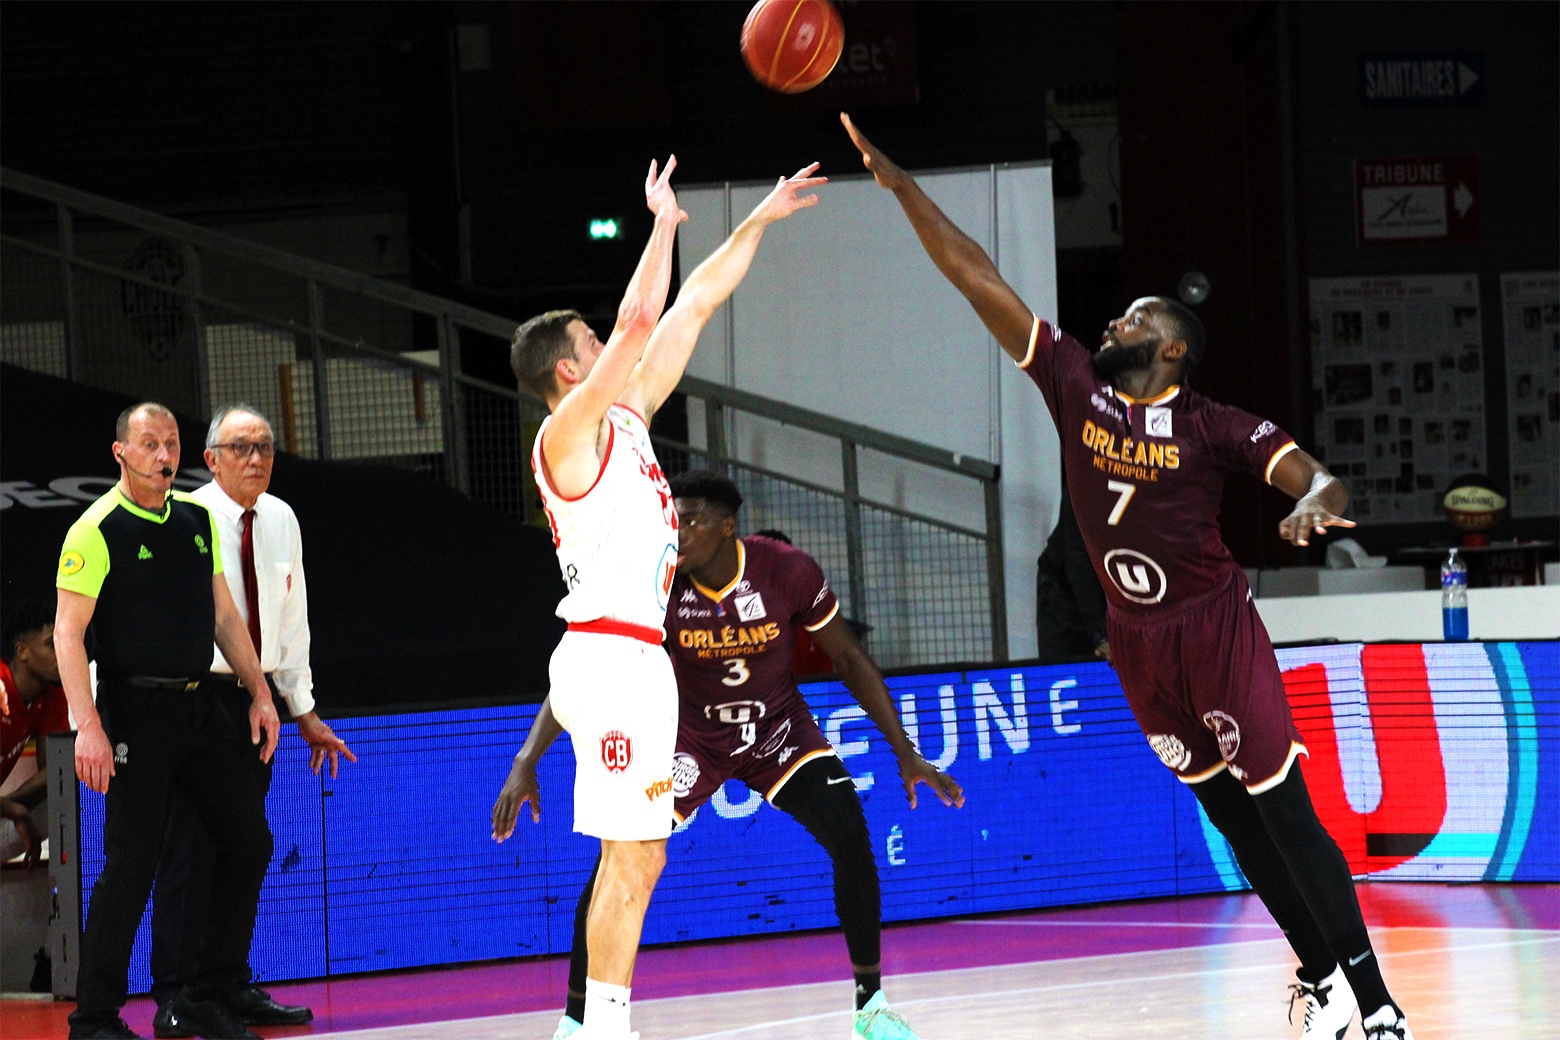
[666,535,839,738]
[1020,317,1297,613]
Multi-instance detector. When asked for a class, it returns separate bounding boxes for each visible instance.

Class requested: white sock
[585,977,632,1036]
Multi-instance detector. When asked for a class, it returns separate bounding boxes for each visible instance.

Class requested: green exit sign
[589,218,621,240]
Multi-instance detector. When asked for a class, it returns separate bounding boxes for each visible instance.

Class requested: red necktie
[242,509,262,662]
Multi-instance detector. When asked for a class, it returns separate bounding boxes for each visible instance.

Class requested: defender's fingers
[792,161,822,179]
[660,154,678,183]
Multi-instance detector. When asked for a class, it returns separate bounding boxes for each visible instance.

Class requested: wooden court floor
[3,885,1554,1039]
[302,927,1559,1040]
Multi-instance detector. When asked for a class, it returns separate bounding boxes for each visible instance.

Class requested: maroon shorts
[671,697,836,821]
[1107,567,1306,792]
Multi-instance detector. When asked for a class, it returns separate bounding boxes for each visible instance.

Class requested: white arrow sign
[1457,61,1480,95]
[1453,182,1475,218]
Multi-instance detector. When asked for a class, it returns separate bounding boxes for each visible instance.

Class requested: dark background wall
[4,0,1556,567]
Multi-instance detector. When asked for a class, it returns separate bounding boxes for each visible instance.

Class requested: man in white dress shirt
[150,405,355,1038]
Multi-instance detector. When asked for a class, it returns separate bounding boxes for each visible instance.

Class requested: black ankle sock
[566,991,586,1023]
[1337,946,1391,1021]
[853,971,881,1010]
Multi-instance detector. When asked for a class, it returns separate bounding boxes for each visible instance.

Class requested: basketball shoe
[1361,1005,1415,1040]
[1288,965,1355,1040]
[852,991,921,1040]
[552,1015,582,1040]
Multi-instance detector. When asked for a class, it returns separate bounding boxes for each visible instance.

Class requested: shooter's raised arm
[545,157,685,462]
[621,163,827,420]
[841,113,1033,361]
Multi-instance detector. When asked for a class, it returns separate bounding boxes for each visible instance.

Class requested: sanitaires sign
[1359,52,1484,107]
[1354,156,1480,246]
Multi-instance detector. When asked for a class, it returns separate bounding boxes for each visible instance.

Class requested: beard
[1092,333,1159,378]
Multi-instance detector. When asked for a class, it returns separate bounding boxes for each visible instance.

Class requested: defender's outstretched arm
[547,157,685,462]
[622,164,827,420]
[842,113,1033,362]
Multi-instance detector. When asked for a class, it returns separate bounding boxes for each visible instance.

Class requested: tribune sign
[1354,155,1480,247]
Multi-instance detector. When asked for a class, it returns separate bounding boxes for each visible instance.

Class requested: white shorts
[548,630,678,842]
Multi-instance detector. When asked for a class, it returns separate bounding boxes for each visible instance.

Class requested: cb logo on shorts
[1102,548,1168,604]
[601,730,632,773]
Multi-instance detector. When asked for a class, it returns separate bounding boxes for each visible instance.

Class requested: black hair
[669,469,744,515]
[3,598,54,662]
[752,528,792,545]
[510,309,585,400]
[1154,298,1207,381]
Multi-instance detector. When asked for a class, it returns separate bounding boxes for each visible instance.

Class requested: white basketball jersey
[533,404,679,631]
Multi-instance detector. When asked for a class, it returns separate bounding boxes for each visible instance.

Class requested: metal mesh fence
[0,240,68,377]
[67,255,205,418]
[2,170,1006,671]
[659,443,991,669]
[858,504,992,667]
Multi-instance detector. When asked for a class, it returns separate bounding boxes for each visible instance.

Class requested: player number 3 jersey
[668,536,839,738]
[533,404,679,632]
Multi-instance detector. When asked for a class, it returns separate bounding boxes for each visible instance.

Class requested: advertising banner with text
[76,642,1557,988]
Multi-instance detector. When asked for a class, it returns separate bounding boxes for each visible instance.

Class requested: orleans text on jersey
[1018,317,1297,611]
[668,535,838,743]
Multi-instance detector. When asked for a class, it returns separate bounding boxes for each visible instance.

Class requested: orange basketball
[740,0,844,94]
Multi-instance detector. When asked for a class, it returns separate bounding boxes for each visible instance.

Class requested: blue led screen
[77,642,1558,990]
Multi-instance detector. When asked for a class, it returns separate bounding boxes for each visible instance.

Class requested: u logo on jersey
[1102,548,1168,604]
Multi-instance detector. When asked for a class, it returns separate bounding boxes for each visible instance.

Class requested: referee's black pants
[69,679,272,1033]
[149,679,277,1006]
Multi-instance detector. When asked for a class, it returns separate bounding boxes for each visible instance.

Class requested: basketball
[1443,475,1507,536]
[740,0,845,94]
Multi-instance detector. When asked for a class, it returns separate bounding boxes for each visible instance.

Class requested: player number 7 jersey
[1018,316,1298,613]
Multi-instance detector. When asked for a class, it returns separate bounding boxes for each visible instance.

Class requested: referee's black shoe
[152,1000,194,1038]
[168,990,260,1040]
[230,985,313,1025]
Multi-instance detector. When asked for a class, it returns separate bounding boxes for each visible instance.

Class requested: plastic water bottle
[1441,548,1469,641]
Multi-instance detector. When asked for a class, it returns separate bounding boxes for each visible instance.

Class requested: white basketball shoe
[552,1015,582,1040]
[1289,965,1356,1040]
[1361,1004,1416,1040]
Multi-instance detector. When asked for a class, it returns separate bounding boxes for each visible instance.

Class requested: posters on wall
[1309,275,1486,525]
[1500,272,1560,518]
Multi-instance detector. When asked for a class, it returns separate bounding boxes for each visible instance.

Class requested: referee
[57,402,276,1040]
[150,405,353,1037]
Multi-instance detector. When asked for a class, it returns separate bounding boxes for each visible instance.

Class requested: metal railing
[1,168,1006,667]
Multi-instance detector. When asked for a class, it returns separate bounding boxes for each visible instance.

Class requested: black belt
[122,675,206,691]
[206,673,275,690]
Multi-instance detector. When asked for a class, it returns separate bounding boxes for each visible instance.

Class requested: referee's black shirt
[57,488,224,677]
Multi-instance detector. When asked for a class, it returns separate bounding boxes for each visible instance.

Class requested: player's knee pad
[1190,767,1266,840]
[1252,764,1325,836]
[774,755,874,867]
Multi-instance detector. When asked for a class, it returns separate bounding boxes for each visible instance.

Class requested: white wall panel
[676,166,1059,659]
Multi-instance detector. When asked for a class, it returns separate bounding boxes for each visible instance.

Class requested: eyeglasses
[212,440,276,459]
